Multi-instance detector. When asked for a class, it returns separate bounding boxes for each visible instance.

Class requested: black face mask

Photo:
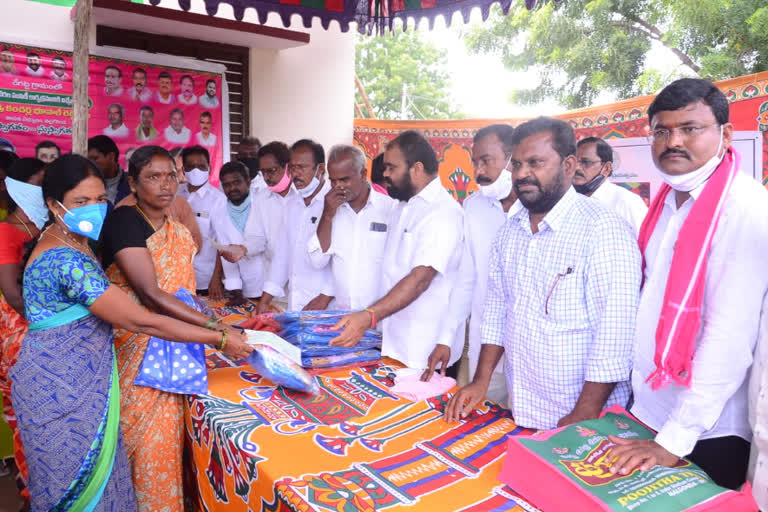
[238,157,260,179]
[573,173,606,196]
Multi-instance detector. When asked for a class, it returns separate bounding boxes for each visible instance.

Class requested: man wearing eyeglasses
[573,137,647,235]
[606,78,768,491]
[227,141,297,314]
[264,139,334,312]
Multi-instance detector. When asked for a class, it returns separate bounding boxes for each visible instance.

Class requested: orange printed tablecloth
[184,351,541,511]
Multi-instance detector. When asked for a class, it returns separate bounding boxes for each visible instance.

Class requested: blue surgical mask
[5,177,48,229]
[56,201,107,240]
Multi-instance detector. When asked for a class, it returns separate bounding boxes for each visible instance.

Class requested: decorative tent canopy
[147,0,544,34]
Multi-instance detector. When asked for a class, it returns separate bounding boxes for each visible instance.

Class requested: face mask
[5,177,48,229]
[186,167,209,187]
[658,125,724,192]
[478,155,513,201]
[238,157,260,177]
[296,176,320,198]
[573,173,606,196]
[57,201,107,240]
[479,170,513,200]
[268,167,291,193]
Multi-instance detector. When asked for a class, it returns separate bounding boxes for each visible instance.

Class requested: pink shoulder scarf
[637,146,740,389]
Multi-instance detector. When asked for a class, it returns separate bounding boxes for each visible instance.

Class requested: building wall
[7,0,356,153]
[247,20,356,153]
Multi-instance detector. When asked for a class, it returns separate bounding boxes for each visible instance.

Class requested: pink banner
[0,42,225,185]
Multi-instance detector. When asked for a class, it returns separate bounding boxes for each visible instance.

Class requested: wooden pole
[354,73,376,119]
[354,102,364,118]
[72,0,92,156]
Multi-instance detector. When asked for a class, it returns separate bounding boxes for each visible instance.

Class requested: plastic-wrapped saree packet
[244,330,319,395]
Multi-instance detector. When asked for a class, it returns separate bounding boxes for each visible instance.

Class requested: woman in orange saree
[101,146,251,511]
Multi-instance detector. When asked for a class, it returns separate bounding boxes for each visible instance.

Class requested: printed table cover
[184,354,541,511]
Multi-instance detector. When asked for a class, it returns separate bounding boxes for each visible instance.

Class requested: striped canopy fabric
[147,0,546,33]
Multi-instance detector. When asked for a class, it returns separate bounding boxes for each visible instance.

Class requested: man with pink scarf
[607,79,768,490]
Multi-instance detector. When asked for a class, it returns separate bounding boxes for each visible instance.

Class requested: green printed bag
[499,405,757,511]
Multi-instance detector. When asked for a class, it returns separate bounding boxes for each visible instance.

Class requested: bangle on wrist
[219,330,228,351]
[204,317,221,330]
[364,308,377,329]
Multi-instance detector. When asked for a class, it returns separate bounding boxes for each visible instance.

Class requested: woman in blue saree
[10,154,248,511]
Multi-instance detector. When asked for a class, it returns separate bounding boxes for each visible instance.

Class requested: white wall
[3,0,81,49]
[248,17,356,153]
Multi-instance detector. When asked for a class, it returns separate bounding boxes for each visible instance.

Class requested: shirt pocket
[396,231,416,267]
[195,214,211,238]
[541,264,589,329]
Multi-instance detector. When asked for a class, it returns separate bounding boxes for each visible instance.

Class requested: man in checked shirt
[445,117,642,430]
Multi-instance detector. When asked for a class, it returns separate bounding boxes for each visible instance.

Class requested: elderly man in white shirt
[307,144,395,311]
[102,103,129,139]
[423,124,517,402]
[177,145,228,298]
[607,79,768,490]
[572,137,647,234]
[264,140,333,312]
[330,131,464,375]
[446,117,641,430]
[164,109,191,145]
[211,161,267,305]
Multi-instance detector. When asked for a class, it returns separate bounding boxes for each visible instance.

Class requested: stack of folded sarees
[274,310,382,369]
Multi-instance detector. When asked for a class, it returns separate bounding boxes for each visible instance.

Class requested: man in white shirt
[104,65,124,97]
[195,111,217,147]
[49,56,68,81]
[127,68,152,102]
[266,139,334,311]
[177,145,228,297]
[164,109,191,145]
[102,103,130,139]
[24,53,44,77]
[607,79,768,490]
[199,79,220,109]
[250,141,297,314]
[330,131,464,374]
[155,71,174,104]
[178,74,198,105]
[1,49,16,75]
[573,136,647,235]
[211,161,267,305]
[238,136,267,195]
[307,144,395,310]
[423,124,517,402]
[445,117,641,429]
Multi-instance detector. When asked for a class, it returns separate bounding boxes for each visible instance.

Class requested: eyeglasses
[260,166,283,178]
[650,123,718,144]
[288,163,317,174]
[577,158,603,168]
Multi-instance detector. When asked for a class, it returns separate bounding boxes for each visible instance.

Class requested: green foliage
[355,31,463,120]
[465,0,768,109]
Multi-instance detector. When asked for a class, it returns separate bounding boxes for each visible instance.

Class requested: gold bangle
[219,330,228,351]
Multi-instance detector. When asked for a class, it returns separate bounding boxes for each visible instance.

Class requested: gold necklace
[48,224,94,257]
[133,204,162,231]
[12,212,34,238]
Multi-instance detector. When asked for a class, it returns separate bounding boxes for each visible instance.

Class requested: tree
[465,0,768,109]
[356,31,463,120]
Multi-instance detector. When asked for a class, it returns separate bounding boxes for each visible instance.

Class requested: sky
[413,10,683,120]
